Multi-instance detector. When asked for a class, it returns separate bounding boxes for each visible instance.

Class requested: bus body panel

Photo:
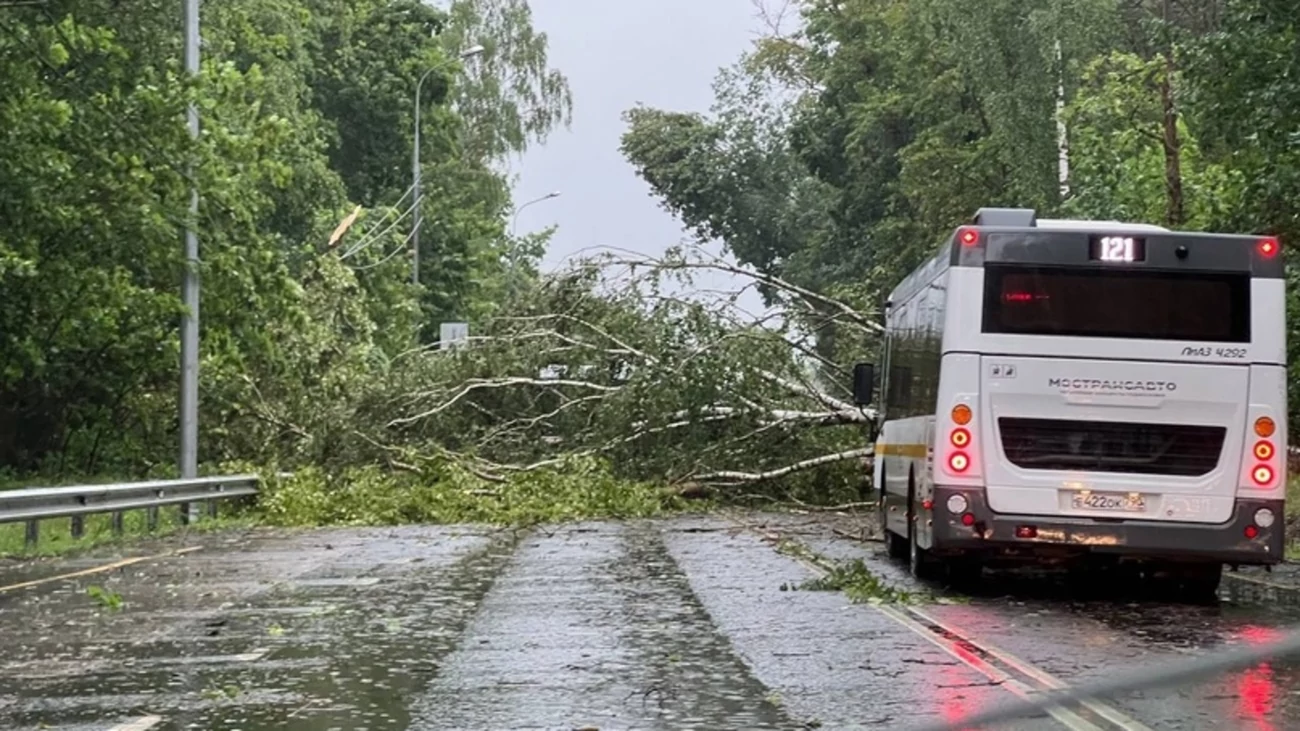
[1238,363,1289,501]
[877,415,934,540]
[978,355,1245,524]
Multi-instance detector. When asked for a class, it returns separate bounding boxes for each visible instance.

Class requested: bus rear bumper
[931,486,1285,565]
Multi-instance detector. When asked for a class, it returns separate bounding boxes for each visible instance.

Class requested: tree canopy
[622,0,1300,427]
[0,0,570,477]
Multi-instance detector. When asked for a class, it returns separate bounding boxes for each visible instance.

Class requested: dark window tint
[982,265,1250,342]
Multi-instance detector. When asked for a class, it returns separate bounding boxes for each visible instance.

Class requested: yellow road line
[107,716,164,731]
[0,546,203,594]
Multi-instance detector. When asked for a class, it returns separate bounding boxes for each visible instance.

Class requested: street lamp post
[510,191,561,236]
[178,0,201,523]
[412,44,485,286]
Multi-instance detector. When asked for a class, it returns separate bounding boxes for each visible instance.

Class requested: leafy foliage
[621,0,1300,432]
[0,0,559,482]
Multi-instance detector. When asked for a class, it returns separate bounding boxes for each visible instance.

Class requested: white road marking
[906,605,1155,731]
[876,603,1105,731]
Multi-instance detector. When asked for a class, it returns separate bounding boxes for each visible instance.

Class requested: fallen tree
[361,244,882,501]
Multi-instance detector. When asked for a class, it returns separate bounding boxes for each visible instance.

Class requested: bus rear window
[982,265,1251,342]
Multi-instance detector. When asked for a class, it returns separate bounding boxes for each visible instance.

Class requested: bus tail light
[951,428,971,448]
[1252,464,1274,487]
[1243,412,1280,490]
[948,452,970,473]
[952,404,972,425]
[942,401,980,479]
[1254,441,1274,461]
[958,227,980,247]
[1258,237,1280,258]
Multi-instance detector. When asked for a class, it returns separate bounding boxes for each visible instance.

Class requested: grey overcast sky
[508,0,769,314]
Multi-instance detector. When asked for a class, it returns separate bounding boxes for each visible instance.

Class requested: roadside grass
[0,507,258,559]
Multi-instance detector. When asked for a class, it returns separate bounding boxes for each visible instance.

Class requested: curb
[1222,569,1300,606]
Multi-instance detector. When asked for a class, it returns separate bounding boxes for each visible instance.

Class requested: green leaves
[0,0,559,479]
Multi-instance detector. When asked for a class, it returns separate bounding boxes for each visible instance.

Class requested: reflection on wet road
[1,515,1299,730]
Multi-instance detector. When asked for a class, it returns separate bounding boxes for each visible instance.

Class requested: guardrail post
[0,474,260,540]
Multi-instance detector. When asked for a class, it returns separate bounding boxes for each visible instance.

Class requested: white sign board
[440,322,469,350]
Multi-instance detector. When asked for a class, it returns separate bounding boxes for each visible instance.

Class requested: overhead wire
[338,183,413,256]
[349,228,417,272]
[340,187,419,260]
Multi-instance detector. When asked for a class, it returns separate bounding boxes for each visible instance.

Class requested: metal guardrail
[0,474,260,550]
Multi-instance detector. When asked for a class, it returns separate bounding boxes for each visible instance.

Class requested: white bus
[851,208,1287,597]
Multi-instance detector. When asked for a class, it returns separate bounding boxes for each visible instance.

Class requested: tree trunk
[1159,0,1185,227]
[1159,55,1184,227]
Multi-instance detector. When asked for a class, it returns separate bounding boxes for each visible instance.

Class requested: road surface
[1,512,1298,730]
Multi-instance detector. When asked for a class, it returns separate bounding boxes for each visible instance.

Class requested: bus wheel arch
[880,461,907,559]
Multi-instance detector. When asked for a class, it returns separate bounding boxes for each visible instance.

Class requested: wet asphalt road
[1,513,1300,730]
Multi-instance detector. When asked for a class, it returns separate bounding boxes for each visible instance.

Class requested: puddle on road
[610,522,797,729]
[0,531,522,730]
[405,521,800,730]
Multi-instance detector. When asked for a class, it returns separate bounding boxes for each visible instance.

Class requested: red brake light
[1252,464,1274,486]
[1254,441,1275,461]
[1259,237,1279,258]
[948,452,970,473]
[960,513,975,526]
[958,228,979,246]
[1245,525,1260,539]
[951,428,971,448]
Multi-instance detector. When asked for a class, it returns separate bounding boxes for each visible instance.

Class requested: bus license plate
[1070,491,1146,513]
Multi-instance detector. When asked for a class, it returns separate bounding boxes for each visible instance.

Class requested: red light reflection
[1236,662,1276,731]
[936,643,981,730]
[1229,625,1280,731]
[1238,625,1285,645]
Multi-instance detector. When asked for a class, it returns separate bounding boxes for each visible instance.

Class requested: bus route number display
[1089,235,1146,263]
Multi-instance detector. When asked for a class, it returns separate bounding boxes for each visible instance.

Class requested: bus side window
[888,365,913,414]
